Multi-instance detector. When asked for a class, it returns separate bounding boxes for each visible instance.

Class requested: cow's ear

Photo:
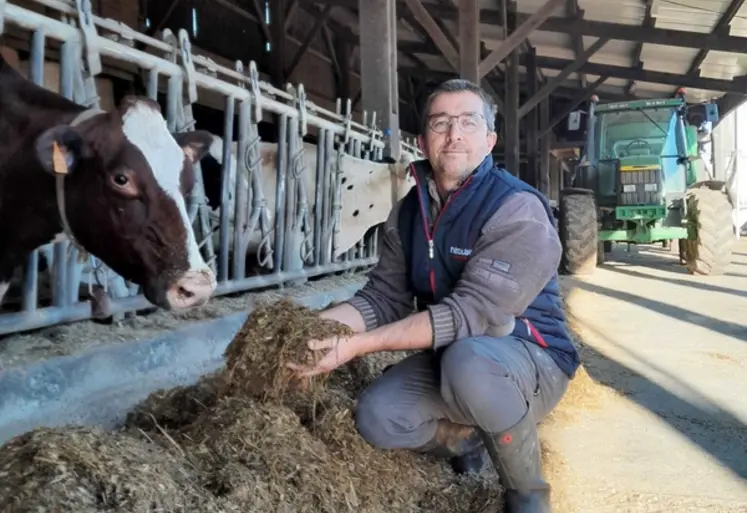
[35,125,92,175]
[173,130,214,164]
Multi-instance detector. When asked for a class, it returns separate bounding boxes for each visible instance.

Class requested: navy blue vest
[399,155,580,379]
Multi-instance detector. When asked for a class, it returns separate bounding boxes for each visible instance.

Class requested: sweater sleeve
[426,191,562,349]
[344,198,415,330]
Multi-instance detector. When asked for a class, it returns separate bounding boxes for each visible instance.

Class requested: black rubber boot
[480,410,551,513]
[449,444,488,475]
[417,419,489,475]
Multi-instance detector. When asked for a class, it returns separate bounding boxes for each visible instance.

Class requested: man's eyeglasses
[427,113,485,134]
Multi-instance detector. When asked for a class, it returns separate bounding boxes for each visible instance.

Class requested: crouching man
[287,79,580,513]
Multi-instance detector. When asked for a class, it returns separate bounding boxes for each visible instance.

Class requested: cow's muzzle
[164,269,216,309]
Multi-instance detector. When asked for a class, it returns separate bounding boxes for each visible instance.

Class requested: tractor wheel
[559,188,599,275]
[683,187,735,276]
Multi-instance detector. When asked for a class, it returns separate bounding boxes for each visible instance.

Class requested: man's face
[418,90,498,184]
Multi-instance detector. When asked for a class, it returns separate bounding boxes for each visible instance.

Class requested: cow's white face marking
[0,282,9,306]
[50,232,68,244]
[119,102,211,276]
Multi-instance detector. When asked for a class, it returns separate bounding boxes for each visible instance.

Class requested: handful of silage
[222,299,354,404]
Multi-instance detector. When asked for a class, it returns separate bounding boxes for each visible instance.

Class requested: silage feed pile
[0,299,501,513]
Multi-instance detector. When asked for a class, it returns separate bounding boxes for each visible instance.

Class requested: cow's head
[33,96,217,310]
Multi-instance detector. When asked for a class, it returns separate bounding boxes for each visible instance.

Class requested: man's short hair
[420,79,498,135]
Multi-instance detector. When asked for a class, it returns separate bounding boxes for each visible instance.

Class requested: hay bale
[222,299,354,404]
[0,425,220,513]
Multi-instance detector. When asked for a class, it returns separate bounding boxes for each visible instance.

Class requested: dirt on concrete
[540,241,747,513]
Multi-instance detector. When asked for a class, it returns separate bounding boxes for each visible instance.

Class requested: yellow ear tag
[51,141,69,175]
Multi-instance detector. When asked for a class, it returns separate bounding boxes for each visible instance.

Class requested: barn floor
[543,239,747,512]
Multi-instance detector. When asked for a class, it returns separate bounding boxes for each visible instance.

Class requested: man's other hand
[286,335,363,378]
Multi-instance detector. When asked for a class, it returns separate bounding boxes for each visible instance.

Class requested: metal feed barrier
[0,0,423,336]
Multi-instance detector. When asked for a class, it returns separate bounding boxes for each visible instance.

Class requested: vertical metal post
[218,96,235,282]
[313,130,325,265]
[53,39,75,308]
[322,129,335,264]
[274,115,288,273]
[232,98,251,281]
[147,69,159,100]
[22,29,45,313]
[165,75,180,133]
[283,116,303,272]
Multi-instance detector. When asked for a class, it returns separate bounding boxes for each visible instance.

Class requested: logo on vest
[449,246,472,260]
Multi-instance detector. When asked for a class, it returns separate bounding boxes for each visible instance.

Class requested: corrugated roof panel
[579,0,645,24]
[699,51,742,79]
[533,44,577,60]
[641,44,699,74]
[686,90,722,102]
[581,36,637,53]
[595,83,633,96]
[514,0,566,14]
[585,38,637,67]
[634,82,681,94]
[527,29,570,46]
[592,76,630,87]
[651,0,722,33]
[571,74,630,90]
[635,81,719,101]
[732,53,747,74]
[480,22,506,41]
[727,2,747,36]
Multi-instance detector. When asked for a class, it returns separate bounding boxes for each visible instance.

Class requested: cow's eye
[113,174,129,186]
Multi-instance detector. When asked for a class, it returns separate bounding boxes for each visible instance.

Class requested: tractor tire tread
[559,190,598,275]
[685,187,735,276]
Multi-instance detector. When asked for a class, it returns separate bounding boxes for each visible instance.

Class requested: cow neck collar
[53,107,105,262]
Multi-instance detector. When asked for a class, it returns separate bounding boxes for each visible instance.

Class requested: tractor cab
[577,93,696,211]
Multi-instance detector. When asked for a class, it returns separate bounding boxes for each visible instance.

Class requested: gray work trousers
[354,335,570,450]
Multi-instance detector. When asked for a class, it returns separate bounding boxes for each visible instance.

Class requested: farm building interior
[1,1,747,511]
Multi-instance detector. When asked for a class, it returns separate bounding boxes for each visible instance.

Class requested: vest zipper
[428,239,436,294]
[409,163,473,299]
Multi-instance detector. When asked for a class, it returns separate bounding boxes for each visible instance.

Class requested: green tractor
[558,89,736,276]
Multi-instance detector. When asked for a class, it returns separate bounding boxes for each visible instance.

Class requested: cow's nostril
[179,286,195,299]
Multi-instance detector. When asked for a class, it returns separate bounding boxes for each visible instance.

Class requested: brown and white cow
[0,55,217,311]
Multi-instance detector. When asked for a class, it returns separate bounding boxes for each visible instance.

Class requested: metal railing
[0,0,423,336]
